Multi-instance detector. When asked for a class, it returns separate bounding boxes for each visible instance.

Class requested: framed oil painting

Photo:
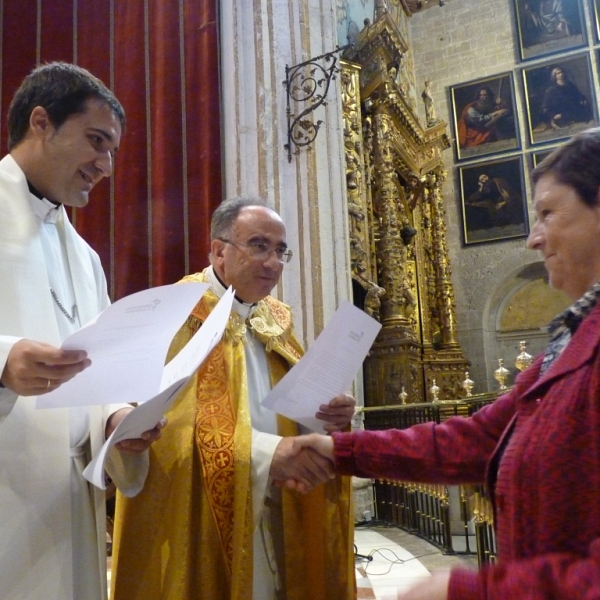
[450,72,520,162]
[459,156,529,245]
[522,52,597,146]
[530,148,556,169]
[513,0,587,61]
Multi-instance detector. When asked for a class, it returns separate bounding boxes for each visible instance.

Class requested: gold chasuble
[111,272,356,600]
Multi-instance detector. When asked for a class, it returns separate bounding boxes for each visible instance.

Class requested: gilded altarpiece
[342,9,468,405]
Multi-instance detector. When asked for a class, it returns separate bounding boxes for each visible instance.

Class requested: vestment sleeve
[332,390,516,485]
[101,403,149,497]
[448,540,600,599]
[251,428,282,528]
[0,335,23,420]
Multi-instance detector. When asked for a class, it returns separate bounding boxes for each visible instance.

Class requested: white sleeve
[0,335,23,421]
[101,403,150,497]
[251,428,282,529]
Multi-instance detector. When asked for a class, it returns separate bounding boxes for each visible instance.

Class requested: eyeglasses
[219,238,293,264]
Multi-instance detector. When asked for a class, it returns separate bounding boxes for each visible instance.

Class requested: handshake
[269,393,354,493]
[270,433,336,493]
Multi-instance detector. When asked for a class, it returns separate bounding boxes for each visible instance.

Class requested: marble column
[219,0,353,348]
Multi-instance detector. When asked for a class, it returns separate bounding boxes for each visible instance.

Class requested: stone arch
[480,260,570,390]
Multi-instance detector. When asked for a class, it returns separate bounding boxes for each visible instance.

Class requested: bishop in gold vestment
[111,200,356,600]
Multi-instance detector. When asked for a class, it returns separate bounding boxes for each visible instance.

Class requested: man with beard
[465,173,523,231]
[458,86,510,148]
[541,67,591,130]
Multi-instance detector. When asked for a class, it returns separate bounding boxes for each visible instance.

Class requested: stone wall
[408,0,594,389]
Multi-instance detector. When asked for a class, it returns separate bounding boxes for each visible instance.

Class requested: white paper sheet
[159,286,235,392]
[37,283,208,409]
[261,301,381,433]
[82,378,188,489]
[82,287,234,489]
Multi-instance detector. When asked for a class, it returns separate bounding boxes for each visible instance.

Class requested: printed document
[38,282,209,409]
[261,301,381,433]
[82,286,234,488]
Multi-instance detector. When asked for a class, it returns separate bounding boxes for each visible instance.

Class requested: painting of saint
[514,0,586,61]
[523,53,596,145]
[460,157,529,245]
[451,73,520,161]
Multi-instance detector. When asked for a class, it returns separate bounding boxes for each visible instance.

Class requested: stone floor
[354,524,478,599]
[108,524,479,599]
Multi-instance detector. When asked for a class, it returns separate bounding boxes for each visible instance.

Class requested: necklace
[50,288,78,324]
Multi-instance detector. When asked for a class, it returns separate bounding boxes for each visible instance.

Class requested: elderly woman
[292,127,600,599]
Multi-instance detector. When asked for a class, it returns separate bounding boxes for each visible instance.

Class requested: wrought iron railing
[361,393,499,564]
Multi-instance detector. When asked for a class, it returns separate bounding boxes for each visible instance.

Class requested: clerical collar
[27,182,62,225]
[207,266,256,320]
[27,180,61,206]
[27,180,43,200]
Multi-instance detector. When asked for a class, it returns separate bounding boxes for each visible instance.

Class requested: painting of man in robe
[514,0,586,60]
[460,157,529,245]
[451,73,520,161]
[523,53,596,145]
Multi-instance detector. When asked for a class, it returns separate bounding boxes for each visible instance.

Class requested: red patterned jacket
[334,302,600,599]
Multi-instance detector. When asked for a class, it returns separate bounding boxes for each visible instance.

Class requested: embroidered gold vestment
[111,273,356,600]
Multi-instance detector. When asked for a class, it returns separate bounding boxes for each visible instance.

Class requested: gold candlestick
[462,371,474,397]
[494,359,510,391]
[515,340,533,372]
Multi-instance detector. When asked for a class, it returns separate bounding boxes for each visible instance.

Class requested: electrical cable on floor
[354,543,373,562]
[354,518,392,528]
[355,547,442,576]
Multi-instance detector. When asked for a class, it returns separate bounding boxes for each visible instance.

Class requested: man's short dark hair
[532,127,600,207]
[7,62,125,150]
[210,196,272,240]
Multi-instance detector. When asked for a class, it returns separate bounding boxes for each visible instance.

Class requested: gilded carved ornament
[341,13,468,403]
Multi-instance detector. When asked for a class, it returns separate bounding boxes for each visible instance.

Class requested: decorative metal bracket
[283,44,352,162]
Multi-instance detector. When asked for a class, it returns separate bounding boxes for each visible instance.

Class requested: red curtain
[0,0,222,300]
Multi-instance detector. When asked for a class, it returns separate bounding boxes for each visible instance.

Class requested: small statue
[421,79,437,127]
[398,282,417,319]
[515,341,533,372]
[364,283,385,320]
[374,0,389,19]
[404,172,425,211]
[462,371,474,397]
[494,359,510,391]
[430,378,440,403]
[399,387,408,405]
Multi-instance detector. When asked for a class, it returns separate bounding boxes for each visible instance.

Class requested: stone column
[219,0,352,346]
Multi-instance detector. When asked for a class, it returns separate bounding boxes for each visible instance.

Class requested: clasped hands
[269,393,354,494]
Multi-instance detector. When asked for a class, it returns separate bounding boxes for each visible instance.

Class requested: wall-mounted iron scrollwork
[283,44,352,162]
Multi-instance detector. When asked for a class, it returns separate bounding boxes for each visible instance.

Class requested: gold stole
[191,290,302,597]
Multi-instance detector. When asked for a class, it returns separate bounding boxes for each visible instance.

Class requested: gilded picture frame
[593,0,600,41]
[522,52,597,146]
[459,156,529,246]
[530,148,555,170]
[450,72,520,162]
[513,0,587,61]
